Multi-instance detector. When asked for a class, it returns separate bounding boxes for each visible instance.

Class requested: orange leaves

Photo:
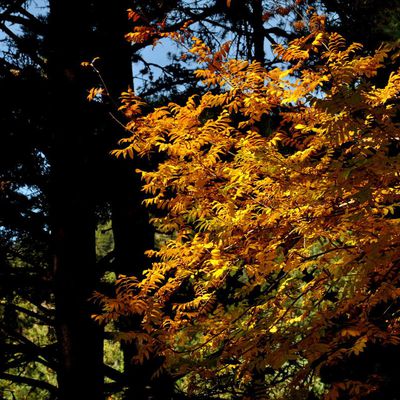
[327,32,346,52]
[352,336,368,356]
[127,8,141,23]
[311,32,326,49]
[125,26,157,44]
[119,87,146,117]
[124,21,183,46]
[99,25,400,399]
[86,87,104,102]
[364,71,400,106]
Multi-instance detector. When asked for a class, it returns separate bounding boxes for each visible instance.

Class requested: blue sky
[1,1,286,94]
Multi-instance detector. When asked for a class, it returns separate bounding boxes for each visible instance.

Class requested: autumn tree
[2,0,400,398]
[96,14,400,400]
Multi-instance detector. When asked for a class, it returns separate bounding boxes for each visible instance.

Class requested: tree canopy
[96,13,400,400]
[2,1,400,399]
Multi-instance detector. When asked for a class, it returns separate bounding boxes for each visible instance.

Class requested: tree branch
[0,22,45,68]
[3,328,58,369]
[8,303,54,325]
[0,372,57,394]
[1,14,44,34]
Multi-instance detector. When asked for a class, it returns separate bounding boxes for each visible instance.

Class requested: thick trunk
[94,0,153,280]
[47,1,104,399]
[251,0,265,64]
[94,3,175,398]
[52,208,103,400]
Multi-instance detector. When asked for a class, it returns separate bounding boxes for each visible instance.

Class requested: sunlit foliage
[95,15,400,399]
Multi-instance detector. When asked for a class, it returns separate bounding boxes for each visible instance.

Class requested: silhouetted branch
[0,372,57,394]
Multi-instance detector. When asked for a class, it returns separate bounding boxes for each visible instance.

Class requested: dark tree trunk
[47,1,104,399]
[251,0,265,64]
[94,3,175,398]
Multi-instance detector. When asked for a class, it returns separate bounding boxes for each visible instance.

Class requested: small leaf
[87,87,104,102]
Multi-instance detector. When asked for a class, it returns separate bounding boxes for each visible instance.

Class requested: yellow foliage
[96,21,400,400]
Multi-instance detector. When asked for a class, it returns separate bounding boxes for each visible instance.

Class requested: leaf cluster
[98,18,400,399]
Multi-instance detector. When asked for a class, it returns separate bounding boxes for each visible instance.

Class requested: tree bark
[47,1,104,399]
[94,2,175,397]
[251,0,265,64]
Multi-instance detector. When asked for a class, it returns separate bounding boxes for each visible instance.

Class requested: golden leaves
[87,87,104,101]
[327,32,346,52]
[97,26,400,399]
[352,336,368,356]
